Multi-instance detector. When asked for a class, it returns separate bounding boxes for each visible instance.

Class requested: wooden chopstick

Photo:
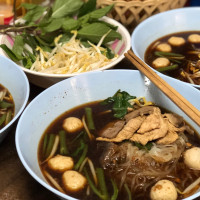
[124,49,200,127]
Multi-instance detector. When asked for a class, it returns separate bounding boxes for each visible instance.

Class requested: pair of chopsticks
[124,50,200,127]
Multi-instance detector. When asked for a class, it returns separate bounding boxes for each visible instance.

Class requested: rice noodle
[100,136,187,196]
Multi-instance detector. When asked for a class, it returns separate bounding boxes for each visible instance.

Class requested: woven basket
[97,0,187,32]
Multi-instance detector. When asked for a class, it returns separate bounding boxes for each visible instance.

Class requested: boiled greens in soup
[38,90,200,200]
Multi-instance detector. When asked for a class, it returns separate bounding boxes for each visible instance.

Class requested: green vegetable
[78,0,96,17]
[85,107,95,131]
[84,168,106,200]
[0,113,6,126]
[0,101,14,109]
[111,179,118,200]
[44,134,55,158]
[124,183,132,200]
[78,22,121,44]
[71,139,85,156]
[59,130,68,155]
[156,64,179,72]
[52,0,84,18]
[134,142,153,151]
[0,0,121,64]
[74,144,88,170]
[0,44,21,62]
[101,90,136,119]
[96,168,109,200]
[42,134,48,156]
[12,35,25,59]
[154,51,184,58]
[154,51,185,64]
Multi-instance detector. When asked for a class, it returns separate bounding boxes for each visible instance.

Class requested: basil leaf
[0,44,21,62]
[79,4,113,23]
[78,0,96,17]
[97,20,118,31]
[89,4,114,20]
[20,3,38,10]
[41,18,65,32]
[101,90,136,119]
[78,23,122,44]
[38,8,53,27]
[62,18,80,32]
[23,5,47,22]
[12,35,24,59]
[52,0,84,18]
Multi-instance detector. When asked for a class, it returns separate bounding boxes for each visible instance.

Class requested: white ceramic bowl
[131,7,200,89]
[0,17,131,88]
[16,69,200,200]
[0,55,29,143]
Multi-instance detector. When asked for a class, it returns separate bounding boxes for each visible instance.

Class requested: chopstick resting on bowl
[124,50,200,126]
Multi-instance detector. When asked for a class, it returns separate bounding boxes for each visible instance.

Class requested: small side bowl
[16,70,200,200]
[0,17,131,88]
[131,7,200,89]
[0,55,29,143]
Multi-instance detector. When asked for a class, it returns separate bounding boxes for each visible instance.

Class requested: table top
[0,59,134,200]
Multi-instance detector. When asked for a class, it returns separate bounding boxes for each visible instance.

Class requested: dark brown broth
[145,31,200,84]
[38,101,200,200]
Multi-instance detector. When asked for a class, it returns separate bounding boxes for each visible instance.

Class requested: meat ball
[188,34,200,43]
[152,57,170,68]
[48,155,74,173]
[62,170,87,193]
[63,117,83,133]
[156,43,172,52]
[150,179,177,200]
[168,36,185,46]
[184,147,200,170]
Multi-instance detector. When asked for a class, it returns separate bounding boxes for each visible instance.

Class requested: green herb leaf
[78,22,121,44]
[89,4,114,20]
[62,18,80,32]
[101,90,136,119]
[38,8,53,27]
[23,5,47,22]
[52,0,84,18]
[20,3,38,10]
[41,18,65,32]
[134,142,153,151]
[79,4,114,25]
[78,0,96,17]
[12,35,24,59]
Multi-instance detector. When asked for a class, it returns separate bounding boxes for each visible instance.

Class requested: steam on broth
[0,84,14,129]
[38,90,200,200]
[145,31,200,85]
